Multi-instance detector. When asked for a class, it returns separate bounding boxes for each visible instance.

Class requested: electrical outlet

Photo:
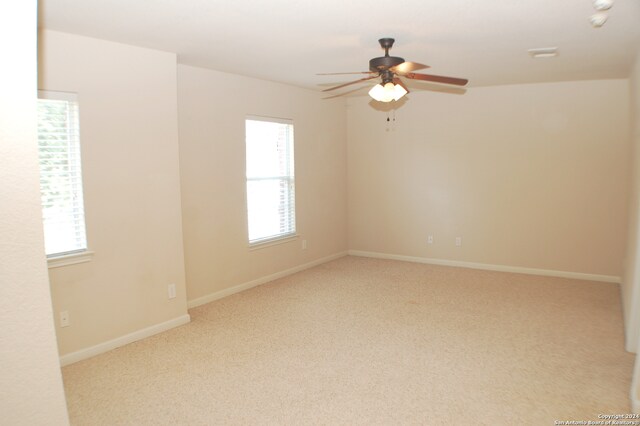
[60,311,70,328]
[302,239,307,250]
[168,283,176,299]
[427,235,434,244]
[455,237,462,247]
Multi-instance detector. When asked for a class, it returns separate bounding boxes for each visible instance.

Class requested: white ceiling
[39,0,640,93]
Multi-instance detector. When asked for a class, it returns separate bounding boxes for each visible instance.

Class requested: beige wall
[0,4,69,424]
[38,30,188,356]
[348,79,630,277]
[177,65,348,303]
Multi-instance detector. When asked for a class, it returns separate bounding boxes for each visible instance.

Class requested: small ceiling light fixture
[528,47,559,58]
[590,12,608,27]
[593,0,613,11]
[368,81,407,102]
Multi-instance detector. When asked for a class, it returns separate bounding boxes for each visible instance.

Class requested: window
[37,91,88,258]
[245,117,296,245]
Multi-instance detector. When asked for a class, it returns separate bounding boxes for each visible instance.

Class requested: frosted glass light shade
[368,83,386,101]
[368,82,407,102]
[392,84,407,101]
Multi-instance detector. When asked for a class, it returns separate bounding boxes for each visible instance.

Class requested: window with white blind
[37,91,88,258]
[245,117,296,245]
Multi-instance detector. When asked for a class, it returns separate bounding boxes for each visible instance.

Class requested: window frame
[245,115,297,248]
[37,90,92,267]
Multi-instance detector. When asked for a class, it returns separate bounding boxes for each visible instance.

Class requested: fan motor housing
[369,56,405,73]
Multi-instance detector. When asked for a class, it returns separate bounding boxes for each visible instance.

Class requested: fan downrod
[369,38,404,72]
[378,38,395,54]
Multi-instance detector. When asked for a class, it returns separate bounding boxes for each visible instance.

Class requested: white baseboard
[348,250,621,283]
[187,251,348,309]
[59,314,191,367]
[55,251,616,367]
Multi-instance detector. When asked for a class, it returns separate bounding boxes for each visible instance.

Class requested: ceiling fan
[319,38,468,102]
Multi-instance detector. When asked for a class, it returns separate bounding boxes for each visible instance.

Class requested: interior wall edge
[622,50,640,354]
[348,250,621,284]
[187,251,348,309]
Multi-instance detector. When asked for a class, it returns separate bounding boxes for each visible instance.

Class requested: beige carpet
[62,256,635,425]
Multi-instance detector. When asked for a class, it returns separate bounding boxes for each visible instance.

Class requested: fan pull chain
[385,110,397,132]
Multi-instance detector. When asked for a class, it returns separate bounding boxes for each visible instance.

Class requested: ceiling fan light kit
[319,37,468,103]
[369,82,408,102]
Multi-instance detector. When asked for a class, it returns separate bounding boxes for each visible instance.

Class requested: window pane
[245,118,295,244]
[246,120,294,178]
[37,92,88,256]
[247,179,295,242]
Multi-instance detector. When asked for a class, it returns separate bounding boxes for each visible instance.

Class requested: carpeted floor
[62,256,635,425]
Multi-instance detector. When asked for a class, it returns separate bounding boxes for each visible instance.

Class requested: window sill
[249,234,298,251]
[47,250,94,269]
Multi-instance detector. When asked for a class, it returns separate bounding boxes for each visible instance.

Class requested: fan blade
[323,93,348,99]
[321,75,379,92]
[322,85,370,99]
[391,62,430,75]
[392,77,410,94]
[405,72,468,86]
[317,72,375,75]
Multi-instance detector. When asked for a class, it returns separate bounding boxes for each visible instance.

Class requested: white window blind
[245,117,295,245]
[37,91,88,257]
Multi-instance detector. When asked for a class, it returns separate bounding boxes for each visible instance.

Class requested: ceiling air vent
[528,47,559,58]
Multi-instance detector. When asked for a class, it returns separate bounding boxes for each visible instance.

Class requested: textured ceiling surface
[39,0,640,91]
